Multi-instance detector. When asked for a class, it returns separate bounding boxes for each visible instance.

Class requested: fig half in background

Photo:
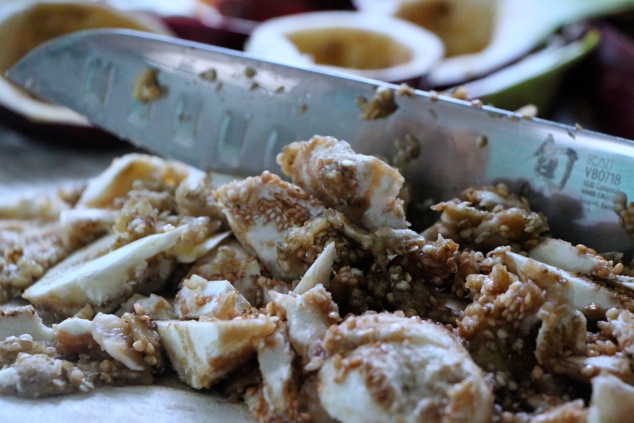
[354,0,498,58]
[162,15,250,51]
[197,0,317,22]
[461,27,600,115]
[0,0,171,143]
[354,0,634,88]
[244,11,444,86]
[586,21,634,140]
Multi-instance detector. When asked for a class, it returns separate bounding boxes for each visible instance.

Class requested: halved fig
[354,0,498,58]
[244,11,444,85]
[461,28,600,114]
[192,0,355,51]
[0,0,171,140]
[354,0,633,87]
[197,0,321,23]
[586,21,634,140]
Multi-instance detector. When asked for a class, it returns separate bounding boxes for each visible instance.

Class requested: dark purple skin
[560,18,634,141]
[588,22,634,140]
[162,16,251,50]
[209,0,354,22]
[0,100,125,148]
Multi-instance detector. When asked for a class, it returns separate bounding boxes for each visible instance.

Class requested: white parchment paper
[0,122,254,422]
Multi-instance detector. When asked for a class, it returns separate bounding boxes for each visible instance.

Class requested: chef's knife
[7,29,634,253]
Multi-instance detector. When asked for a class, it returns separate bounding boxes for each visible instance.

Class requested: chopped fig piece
[156,317,276,389]
[92,312,162,372]
[0,335,56,367]
[0,353,92,398]
[550,355,634,385]
[77,154,204,209]
[24,225,189,319]
[319,313,493,423]
[0,219,107,303]
[54,317,97,358]
[270,285,340,371]
[187,239,286,307]
[422,184,548,251]
[293,241,335,295]
[0,305,54,342]
[174,275,252,320]
[117,294,176,321]
[529,237,618,277]
[254,322,299,420]
[602,308,634,355]
[504,250,632,315]
[215,171,324,280]
[173,231,231,263]
[589,373,634,423]
[0,191,69,220]
[278,135,408,230]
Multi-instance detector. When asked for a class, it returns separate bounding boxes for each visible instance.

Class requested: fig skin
[588,22,634,140]
[198,0,354,22]
[462,27,600,117]
[162,16,249,51]
[555,19,634,140]
[0,105,126,148]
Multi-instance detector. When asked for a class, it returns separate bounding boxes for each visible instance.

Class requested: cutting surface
[0,121,254,422]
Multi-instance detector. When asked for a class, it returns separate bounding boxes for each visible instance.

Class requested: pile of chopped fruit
[2,135,634,422]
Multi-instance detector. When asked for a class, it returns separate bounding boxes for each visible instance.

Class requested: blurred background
[0,0,633,148]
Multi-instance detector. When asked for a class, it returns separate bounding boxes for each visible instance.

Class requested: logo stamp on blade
[529,134,578,191]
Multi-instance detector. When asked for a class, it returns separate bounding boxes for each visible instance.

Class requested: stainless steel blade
[8,29,634,252]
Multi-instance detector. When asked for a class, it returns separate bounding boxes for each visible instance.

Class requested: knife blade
[7,28,634,253]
